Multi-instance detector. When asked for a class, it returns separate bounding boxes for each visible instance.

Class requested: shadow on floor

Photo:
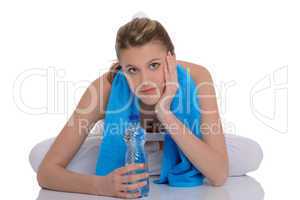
[37,175,264,200]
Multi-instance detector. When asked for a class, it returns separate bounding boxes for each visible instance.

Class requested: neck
[139,100,156,115]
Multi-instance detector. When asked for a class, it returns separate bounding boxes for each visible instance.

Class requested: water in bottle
[123,114,150,197]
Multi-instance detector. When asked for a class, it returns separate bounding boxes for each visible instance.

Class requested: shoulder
[176,60,215,98]
[93,71,112,90]
[176,60,212,84]
[90,72,112,119]
[88,72,112,101]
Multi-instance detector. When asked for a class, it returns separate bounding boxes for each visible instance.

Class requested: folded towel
[95,63,205,187]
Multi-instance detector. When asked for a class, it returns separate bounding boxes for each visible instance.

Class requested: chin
[139,98,158,106]
[138,94,161,106]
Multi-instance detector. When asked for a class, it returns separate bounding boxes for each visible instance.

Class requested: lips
[140,87,155,93]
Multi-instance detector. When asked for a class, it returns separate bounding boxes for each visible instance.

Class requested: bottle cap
[129,114,139,122]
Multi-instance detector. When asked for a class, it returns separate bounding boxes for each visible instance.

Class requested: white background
[0,0,298,199]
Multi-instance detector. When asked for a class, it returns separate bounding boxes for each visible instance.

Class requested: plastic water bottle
[123,114,150,197]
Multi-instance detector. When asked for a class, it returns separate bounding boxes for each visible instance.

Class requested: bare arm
[37,72,112,195]
[164,61,229,186]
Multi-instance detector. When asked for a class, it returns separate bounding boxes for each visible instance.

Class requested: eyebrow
[125,58,161,68]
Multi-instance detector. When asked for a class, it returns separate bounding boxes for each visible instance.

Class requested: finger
[164,55,170,83]
[165,66,171,88]
[117,191,141,199]
[120,180,148,191]
[121,172,149,184]
[165,51,170,73]
[167,52,176,71]
[164,60,169,77]
[167,54,177,81]
[167,54,177,78]
[115,163,145,175]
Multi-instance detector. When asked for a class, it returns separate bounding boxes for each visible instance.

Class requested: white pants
[29,129,263,177]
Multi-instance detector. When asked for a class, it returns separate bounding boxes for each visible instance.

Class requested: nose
[139,71,156,89]
[140,70,150,83]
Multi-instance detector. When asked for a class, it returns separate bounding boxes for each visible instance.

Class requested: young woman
[30,17,263,199]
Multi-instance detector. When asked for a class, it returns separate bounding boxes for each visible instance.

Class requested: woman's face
[119,41,168,106]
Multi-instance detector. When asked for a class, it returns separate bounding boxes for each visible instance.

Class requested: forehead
[119,41,166,66]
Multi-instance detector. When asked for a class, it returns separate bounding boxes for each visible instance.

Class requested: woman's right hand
[94,163,149,199]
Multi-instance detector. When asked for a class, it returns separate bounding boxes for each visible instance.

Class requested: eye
[126,67,138,74]
[149,62,160,70]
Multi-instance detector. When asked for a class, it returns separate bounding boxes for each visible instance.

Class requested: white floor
[7,120,297,200]
[36,175,264,200]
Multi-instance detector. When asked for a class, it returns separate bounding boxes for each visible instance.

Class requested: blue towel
[95,63,205,187]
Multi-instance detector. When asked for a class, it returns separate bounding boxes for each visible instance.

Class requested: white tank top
[144,132,165,176]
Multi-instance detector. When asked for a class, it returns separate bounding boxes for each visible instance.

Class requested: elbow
[211,172,228,187]
[37,162,65,189]
[211,158,229,187]
[37,167,46,188]
[37,163,51,189]
[37,173,44,188]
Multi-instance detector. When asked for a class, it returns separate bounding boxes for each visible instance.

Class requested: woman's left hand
[155,51,178,120]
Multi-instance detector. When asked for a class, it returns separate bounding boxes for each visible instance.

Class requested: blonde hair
[106,17,175,84]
